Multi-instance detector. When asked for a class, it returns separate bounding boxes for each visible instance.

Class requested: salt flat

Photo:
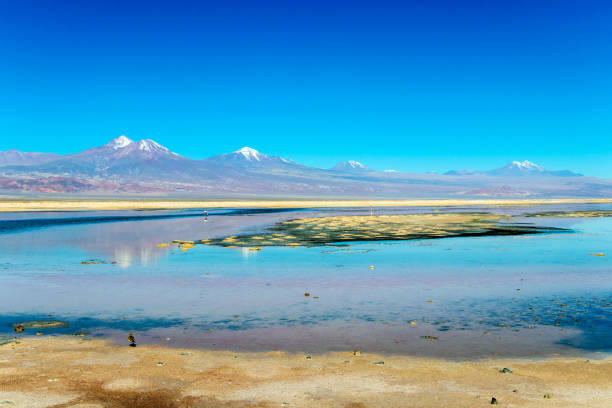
[0,197,611,212]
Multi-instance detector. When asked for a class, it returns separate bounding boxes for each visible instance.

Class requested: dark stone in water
[491,397,498,405]
[500,367,513,374]
[81,259,106,265]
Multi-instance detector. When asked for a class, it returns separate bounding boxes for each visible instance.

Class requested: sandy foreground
[0,198,611,212]
[1,337,611,408]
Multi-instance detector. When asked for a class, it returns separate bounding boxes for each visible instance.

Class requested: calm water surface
[0,204,610,359]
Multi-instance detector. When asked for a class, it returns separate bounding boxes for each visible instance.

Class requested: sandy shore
[1,337,611,407]
[0,198,611,212]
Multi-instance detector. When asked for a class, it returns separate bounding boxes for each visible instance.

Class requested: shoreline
[0,197,611,212]
[1,336,611,407]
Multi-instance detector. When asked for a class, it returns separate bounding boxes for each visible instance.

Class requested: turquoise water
[0,205,610,358]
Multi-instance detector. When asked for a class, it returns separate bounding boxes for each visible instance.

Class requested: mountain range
[0,136,610,197]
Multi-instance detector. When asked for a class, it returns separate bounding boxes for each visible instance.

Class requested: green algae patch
[197,213,570,248]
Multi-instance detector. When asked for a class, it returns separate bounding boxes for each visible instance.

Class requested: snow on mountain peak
[235,147,262,161]
[331,160,370,172]
[108,135,134,149]
[137,139,172,153]
[510,160,544,171]
[103,136,178,156]
[347,160,366,169]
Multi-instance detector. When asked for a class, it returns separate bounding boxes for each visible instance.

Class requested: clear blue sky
[1,0,611,176]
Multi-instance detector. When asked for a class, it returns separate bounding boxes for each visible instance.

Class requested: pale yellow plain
[0,198,611,212]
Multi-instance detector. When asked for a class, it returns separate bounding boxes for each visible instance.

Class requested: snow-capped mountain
[0,136,199,184]
[204,146,299,169]
[0,149,62,166]
[70,136,182,161]
[0,139,606,196]
[487,160,581,177]
[87,136,180,159]
[136,139,178,155]
[488,160,545,175]
[512,160,544,171]
[331,160,371,172]
[107,135,134,150]
[444,160,582,177]
[235,147,263,161]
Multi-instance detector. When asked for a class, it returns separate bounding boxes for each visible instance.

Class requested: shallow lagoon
[0,204,610,359]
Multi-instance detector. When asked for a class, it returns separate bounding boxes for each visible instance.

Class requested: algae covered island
[192,212,570,248]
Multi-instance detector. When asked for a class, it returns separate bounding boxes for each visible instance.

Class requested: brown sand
[0,198,611,212]
[1,337,611,407]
